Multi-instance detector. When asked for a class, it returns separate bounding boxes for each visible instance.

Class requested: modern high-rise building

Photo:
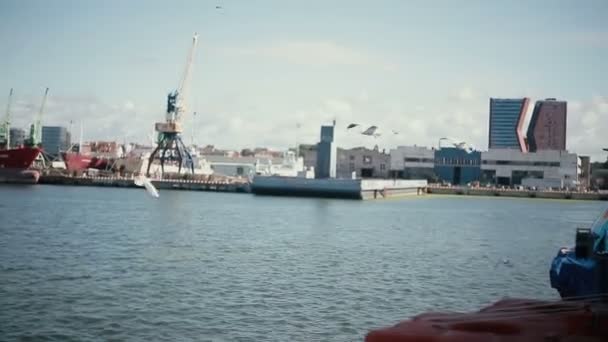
[527,98,567,152]
[488,98,530,152]
[9,128,26,148]
[41,126,71,156]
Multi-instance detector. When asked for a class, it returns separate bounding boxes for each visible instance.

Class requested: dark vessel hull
[0,147,41,184]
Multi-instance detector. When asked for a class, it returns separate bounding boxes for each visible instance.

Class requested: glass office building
[488,98,530,152]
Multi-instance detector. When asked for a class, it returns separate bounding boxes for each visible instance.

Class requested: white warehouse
[480,149,580,188]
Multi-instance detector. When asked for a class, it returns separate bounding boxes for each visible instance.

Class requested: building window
[236,166,244,175]
[349,155,355,161]
[363,156,372,164]
[349,163,355,171]
[380,164,385,170]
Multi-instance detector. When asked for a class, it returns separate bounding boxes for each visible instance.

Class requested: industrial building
[579,156,591,189]
[434,147,482,185]
[41,126,71,156]
[336,146,390,179]
[527,98,567,152]
[481,149,579,188]
[9,128,25,148]
[389,145,436,180]
[488,98,529,152]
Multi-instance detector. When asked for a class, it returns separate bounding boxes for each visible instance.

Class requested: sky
[1,0,607,160]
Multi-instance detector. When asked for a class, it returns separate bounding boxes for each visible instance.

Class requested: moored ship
[0,146,42,183]
[62,152,111,172]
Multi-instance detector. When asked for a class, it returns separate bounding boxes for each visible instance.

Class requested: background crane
[147,33,198,177]
[0,88,13,149]
[25,88,49,147]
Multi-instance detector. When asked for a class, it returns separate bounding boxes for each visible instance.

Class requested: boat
[365,207,608,341]
[0,146,42,184]
[62,151,111,172]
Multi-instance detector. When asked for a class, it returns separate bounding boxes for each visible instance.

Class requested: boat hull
[0,168,40,184]
[0,147,41,184]
[366,298,608,341]
[62,152,110,171]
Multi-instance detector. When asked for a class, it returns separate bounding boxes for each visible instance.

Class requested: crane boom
[178,33,198,98]
[159,33,199,133]
[1,88,13,148]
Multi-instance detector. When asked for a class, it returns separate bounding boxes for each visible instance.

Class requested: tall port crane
[0,89,13,149]
[147,33,198,177]
[25,88,49,147]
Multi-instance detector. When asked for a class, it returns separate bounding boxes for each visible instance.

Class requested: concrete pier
[39,175,250,193]
[250,176,427,200]
[426,185,608,201]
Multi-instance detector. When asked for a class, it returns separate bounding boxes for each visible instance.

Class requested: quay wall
[427,186,608,201]
[38,175,250,193]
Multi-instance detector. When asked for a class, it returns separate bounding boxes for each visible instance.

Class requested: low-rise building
[389,145,436,180]
[336,146,390,179]
[298,144,317,169]
[480,149,579,188]
[434,147,482,185]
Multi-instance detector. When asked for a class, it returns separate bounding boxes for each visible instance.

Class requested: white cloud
[567,95,608,160]
[8,94,159,143]
[452,86,478,101]
[6,90,606,162]
[226,40,397,70]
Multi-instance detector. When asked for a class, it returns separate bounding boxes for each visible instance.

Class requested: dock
[426,185,608,201]
[39,175,250,193]
[250,176,427,200]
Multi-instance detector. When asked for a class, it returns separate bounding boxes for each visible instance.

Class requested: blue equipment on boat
[550,207,608,298]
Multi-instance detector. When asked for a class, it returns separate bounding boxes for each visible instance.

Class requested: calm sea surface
[0,185,606,341]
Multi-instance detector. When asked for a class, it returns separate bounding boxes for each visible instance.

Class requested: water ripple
[1,186,605,341]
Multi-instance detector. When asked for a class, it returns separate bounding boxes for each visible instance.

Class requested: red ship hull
[0,147,41,184]
[365,298,608,342]
[62,152,110,171]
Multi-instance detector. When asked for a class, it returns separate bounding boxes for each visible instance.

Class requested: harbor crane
[25,88,49,148]
[0,89,13,149]
[147,33,198,177]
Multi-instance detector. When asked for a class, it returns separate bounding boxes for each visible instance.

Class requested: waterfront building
[9,128,26,148]
[480,149,578,188]
[298,144,317,170]
[41,126,71,156]
[389,145,436,180]
[316,124,336,179]
[527,98,567,152]
[206,156,274,178]
[336,146,390,179]
[579,156,591,189]
[434,147,482,185]
[488,98,530,152]
[205,151,304,178]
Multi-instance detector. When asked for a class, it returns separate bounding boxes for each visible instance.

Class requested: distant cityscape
[4,96,608,190]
